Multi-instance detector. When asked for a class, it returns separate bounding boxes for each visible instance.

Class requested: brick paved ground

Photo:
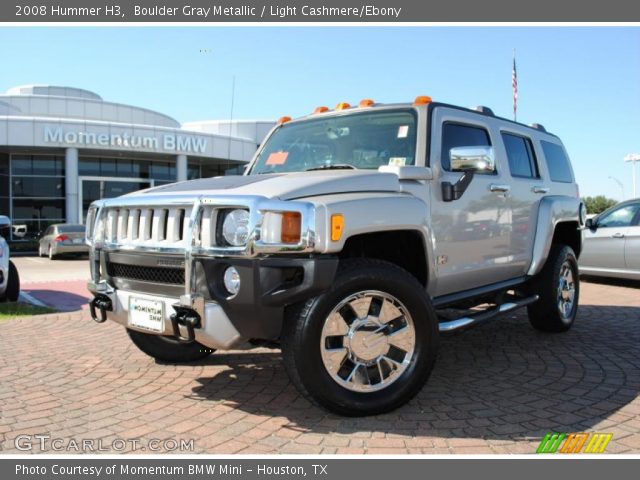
[0,278,639,454]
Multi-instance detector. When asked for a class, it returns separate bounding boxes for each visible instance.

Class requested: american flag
[512,55,518,121]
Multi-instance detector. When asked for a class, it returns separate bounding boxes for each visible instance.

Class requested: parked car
[11,224,27,239]
[580,198,640,280]
[85,97,585,416]
[39,224,89,260]
[0,215,20,302]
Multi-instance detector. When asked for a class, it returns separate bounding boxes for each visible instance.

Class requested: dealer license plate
[73,238,83,244]
[128,297,164,333]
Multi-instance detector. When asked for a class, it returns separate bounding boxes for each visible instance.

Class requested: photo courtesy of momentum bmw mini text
[0,0,639,479]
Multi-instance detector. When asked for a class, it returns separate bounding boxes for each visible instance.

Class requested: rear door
[497,130,543,274]
[429,107,514,296]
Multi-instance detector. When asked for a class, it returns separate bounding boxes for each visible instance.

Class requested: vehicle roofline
[281,101,559,139]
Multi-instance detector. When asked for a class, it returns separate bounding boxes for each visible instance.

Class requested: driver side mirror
[585,217,596,230]
[450,146,496,173]
[442,146,495,202]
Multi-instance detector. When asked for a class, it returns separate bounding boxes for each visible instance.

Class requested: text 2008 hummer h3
[86,97,586,416]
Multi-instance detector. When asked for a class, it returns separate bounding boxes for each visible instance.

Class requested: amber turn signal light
[331,214,344,242]
[281,212,302,244]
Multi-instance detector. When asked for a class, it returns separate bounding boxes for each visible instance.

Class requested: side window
[441,123,492,171]
[598,204,640,228]
[502,133,539,179]
[541,141,574,183]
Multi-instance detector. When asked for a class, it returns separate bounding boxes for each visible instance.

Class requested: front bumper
[87,282,243,350]
[88,255,338,347]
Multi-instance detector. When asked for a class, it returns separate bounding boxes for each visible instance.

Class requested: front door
[429,108,514,297]
[80,177,153,222]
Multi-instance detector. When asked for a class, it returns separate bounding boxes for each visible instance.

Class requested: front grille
[107,262,184,285]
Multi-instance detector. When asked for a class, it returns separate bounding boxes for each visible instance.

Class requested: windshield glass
[250,109,417,174]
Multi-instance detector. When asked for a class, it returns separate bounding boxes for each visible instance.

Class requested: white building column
[176,154,188,182]
[65,147,79,224]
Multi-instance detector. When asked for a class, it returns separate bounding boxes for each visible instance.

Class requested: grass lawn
[0,302,56,323]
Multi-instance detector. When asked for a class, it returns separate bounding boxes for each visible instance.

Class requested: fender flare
[527,195,584,276]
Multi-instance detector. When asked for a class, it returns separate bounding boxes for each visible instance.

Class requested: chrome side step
[438,294,539,333]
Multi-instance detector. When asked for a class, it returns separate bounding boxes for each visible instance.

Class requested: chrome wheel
[557,261,576,319]
[320,290,416,393]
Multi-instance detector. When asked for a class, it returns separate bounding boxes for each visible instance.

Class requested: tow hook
[89,294,112,323]
[170,305,201,343]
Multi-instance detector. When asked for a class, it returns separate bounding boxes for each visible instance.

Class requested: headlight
[221,209,250,246]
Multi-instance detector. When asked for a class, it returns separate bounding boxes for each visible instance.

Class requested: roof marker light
[278,116,292,124]
[359,99,375,108]
[413,96,433,106]
[335,102,351,110]
[313,106,329,114]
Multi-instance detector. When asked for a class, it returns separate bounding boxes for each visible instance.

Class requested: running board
[438,294,539,333]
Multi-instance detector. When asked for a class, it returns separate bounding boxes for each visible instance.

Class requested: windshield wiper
[305,164,357,172]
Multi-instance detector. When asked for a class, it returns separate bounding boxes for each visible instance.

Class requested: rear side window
[502,133,539,179]
[541,141,574,183]
[441,123,492,171]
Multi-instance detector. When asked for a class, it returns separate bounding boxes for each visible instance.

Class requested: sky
[0,26,638,200]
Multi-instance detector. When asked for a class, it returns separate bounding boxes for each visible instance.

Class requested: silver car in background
[38,224,89,260]
[580,198,640,280]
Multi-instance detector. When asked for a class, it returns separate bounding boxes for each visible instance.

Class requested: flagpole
[512,49,517,122]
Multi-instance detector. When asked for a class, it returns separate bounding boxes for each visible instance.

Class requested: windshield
[250,109,417,174]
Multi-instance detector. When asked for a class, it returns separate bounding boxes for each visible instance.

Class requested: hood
[139,170,402,200]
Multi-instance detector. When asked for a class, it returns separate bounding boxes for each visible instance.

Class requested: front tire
[281,259,439,416]
[527,244,579,332]
[127,329,214,363]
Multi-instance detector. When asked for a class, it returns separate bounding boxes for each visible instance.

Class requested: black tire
[281,258,439,416]
[527,244,579,332]
[127,329,214,363]
[1,261,20,303]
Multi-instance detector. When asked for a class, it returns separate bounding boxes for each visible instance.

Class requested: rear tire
[127,329,214,363]
[527,244,579,332]
[281,259,439,416]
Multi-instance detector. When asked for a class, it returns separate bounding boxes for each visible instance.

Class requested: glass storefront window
[0,153,9,176]
[12,198,65,220]
[11,154,64,176]
[10,219,62,241]
[12,177,65,198]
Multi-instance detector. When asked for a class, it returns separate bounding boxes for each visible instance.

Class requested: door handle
[489,184,511,193]
[532,186,550,194]
[612,232,625,238]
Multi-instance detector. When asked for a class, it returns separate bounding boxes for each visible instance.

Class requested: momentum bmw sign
[43,126,208,154]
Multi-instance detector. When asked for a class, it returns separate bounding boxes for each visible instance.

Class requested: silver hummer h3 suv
[86,97,586,416]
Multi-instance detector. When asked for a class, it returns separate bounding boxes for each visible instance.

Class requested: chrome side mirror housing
[450,146,496,173]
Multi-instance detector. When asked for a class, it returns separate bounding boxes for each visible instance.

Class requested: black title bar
[4,0,640,22]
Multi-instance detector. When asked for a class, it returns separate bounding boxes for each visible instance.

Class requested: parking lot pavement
[13,256,91,311]
[0,278,639,455]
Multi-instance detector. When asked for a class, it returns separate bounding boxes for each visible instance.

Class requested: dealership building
[0,85,274,242]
